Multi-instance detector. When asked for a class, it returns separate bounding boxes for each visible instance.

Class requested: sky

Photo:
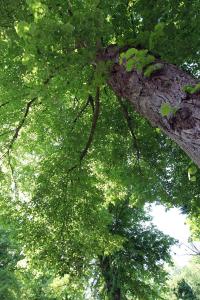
[150,204,193,267]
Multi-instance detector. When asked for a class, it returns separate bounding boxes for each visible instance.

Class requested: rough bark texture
[104,46,200,167]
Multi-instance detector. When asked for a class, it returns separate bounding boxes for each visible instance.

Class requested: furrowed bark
[106,49,200,167]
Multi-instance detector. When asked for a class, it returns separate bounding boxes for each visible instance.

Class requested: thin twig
[72,96,91,125]
[180,241,200,256]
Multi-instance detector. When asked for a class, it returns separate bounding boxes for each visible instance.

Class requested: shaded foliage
[0,0,200,299]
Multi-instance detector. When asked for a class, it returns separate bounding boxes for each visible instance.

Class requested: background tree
[94,202,175,300]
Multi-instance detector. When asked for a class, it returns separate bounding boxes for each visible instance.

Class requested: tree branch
[68,88,100,173]
[0,97,37,161]
[8,97,37,152]
[0,101,9,109]
[117,97,141,164]
[180,241,200,256]
[80,87,100,161]
[0,70,58,161]
[72,96,91,125]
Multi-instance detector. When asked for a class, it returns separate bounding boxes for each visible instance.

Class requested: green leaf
[183,83,200,94]
[188,165,197,181]
[125,58,135,71]
[188,165,197,175]
[190,176,196,182]
[124,48,138,60]
[160,103,173,117]
[144,63,163,77]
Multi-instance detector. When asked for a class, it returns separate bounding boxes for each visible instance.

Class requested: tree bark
[105,47,200,167]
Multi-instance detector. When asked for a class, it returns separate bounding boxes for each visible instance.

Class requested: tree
[0,1,200,211]
[0,0,200,298]
[0,0,200,166]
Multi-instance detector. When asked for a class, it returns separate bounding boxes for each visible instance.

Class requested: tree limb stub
[106,47,200,168]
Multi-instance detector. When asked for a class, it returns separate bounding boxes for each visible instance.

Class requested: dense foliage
[0,0,200,299]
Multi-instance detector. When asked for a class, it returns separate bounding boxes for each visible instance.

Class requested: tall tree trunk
[106,48,200,167]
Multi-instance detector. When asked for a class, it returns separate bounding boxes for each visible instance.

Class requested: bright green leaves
[183,83,200,94]
[26,0,48,22]
[12,1,108,98]
[188,165,198,182]
[15,21,31,39]
[119,48,137,64]
[119,47,162,78]
[21,52,35,66]
[160,103,171,117]
[143,63,163,77]
[119,48,155,72]
[160,103,178,117]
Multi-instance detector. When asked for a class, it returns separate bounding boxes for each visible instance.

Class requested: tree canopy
[0,0,200,299]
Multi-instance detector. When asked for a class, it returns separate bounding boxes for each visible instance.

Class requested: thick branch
[108,51,200,167]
